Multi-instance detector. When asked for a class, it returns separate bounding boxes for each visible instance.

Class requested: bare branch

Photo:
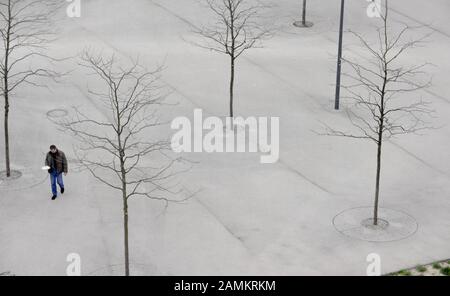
[53,50,192,212]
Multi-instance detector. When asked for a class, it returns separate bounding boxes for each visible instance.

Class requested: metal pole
[334,0,345,110]
[302,0,306,25]
[294,0,313,28]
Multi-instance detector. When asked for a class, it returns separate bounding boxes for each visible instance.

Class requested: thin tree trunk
[373,0,389,226]
[373,137,382,225]
[118,112,129,276]
[302,0,307,25]
[121,159,129,276]
[3,0,11,177]
[229,3,236,120]
[123,194,129,276]
[119,143,130,276]
[4,92,10,177]
[229,57,235,118]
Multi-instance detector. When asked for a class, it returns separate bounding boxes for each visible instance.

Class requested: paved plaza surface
[0,0,449,275]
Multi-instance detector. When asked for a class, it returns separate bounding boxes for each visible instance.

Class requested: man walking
[45,145,68,200]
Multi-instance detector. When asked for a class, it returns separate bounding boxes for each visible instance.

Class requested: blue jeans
[50,172,64,196]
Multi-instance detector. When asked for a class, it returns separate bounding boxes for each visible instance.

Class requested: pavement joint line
[71,81,114,123]
[148,0,335,195]
[69,25,257,256]
[321,30,450,107]
[422,89,450,104]
[78,26,213,116]
[84,173,115,270]
[74,1,447,198]
[388,140,450,178]
[1,1,448,276]
[76,1,335,198]
[194,197,251,252]
[389,7,450,39]
[150,0,323,114]
[65,82,143,270]
[330,35,450,105]
[320,34,450,180]
[278,160,333,194]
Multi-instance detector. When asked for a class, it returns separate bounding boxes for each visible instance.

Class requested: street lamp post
[334,0,345,110]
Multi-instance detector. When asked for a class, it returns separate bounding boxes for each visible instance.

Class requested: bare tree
[294,0,313,28]
[53,52,191,276]
[0,0,61,177]
[324,0,433,225]
[194,0,271,118]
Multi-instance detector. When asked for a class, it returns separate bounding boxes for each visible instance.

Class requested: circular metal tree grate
[0,170,22,181]
[286,13,333,36]
[333,207,418,242]
[0,167,48,191]
[46,108,68,118]
[293,21,314,28]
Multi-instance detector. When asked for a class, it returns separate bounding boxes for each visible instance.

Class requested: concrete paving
[0,0,449,275]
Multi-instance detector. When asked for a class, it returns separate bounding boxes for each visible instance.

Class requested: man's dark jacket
[45,150,68,174]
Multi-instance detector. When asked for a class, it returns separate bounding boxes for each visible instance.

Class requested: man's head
[49,145,57,154]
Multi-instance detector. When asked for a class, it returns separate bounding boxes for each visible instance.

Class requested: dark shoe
[61,188,65,194]
[51,195,57,200]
